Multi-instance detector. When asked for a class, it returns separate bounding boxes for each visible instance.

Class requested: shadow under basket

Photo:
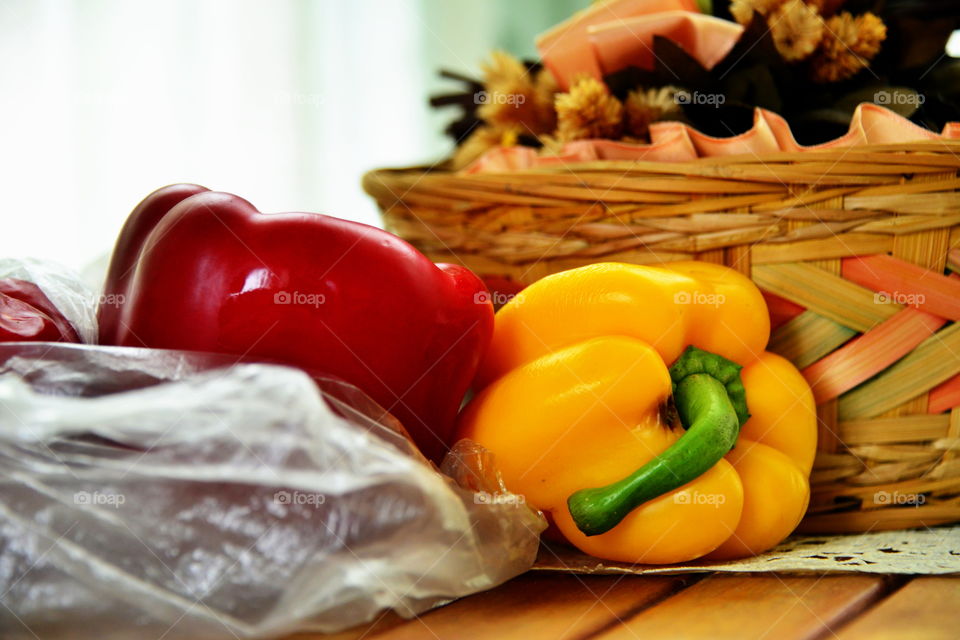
[363,141,960,534]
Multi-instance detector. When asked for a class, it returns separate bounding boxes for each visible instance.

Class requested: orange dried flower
[555,76,624,142]
[478,50,558,136]
[769,0,825,62]
[810,11,886,82]
[729,0,785,25]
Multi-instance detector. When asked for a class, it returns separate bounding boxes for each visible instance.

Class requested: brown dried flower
[810,11,886,82]
[623,86,683,140]
[554,76,624,142]
[769,0,825,61]
[477,50,558,136]
[729,0,785,25]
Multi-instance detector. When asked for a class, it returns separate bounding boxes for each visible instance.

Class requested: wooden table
[290,572,960,640]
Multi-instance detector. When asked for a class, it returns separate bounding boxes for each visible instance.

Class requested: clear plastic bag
[0,344,544,639]
[0,258,98,343]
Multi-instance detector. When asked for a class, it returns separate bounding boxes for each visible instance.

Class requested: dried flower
[729,0,785,26]
[451,125,518,170]
[769,0,825,62]
[810,11,886,82]
[477,50,558,136]
[623,86,683,140]
[847,12,885,59]
[554,76,624,142]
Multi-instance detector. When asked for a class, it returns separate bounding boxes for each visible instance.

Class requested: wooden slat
[594,575,888,640]
[836,577,960,640]
[359,573,687,640]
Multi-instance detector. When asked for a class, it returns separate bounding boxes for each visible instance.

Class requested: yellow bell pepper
[457,262,817,564]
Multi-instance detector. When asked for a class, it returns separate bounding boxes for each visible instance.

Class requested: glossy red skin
[98,183,209,341]
[98,186,494,461]
[0,278,79,342]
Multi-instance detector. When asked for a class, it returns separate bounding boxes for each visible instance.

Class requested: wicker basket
[363,141,960,533]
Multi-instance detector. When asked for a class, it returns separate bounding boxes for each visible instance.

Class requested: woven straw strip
[855,177,960,197]
[769,311,856,369]
[856,214,960,234]
[767,208,880,221]
[798,501,960,533]
[451,172,788,194]
[752,263,900,332]
[804,309,948,403]
[838,415,952,445]
[750,188,862,212]
[813,476,960,503]
[766,219,877,242]
[753,234,895,263]
[846,192,960,215]
[838,323,960,420]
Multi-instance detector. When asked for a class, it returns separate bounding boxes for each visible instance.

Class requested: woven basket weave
[363,141,960,533]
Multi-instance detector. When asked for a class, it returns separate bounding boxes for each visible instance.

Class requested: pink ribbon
[464,104,960,174]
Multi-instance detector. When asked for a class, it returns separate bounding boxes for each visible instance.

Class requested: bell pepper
[1,278,79,343]
[457,262,816,564]
[98,184,493,462]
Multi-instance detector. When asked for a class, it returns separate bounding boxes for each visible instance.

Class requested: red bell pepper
[0,278,79,343]
[98,185,493,461]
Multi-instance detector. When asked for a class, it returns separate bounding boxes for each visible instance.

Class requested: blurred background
[0,0,583,271]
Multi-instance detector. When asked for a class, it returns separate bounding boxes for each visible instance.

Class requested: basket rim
[363,139,960,184]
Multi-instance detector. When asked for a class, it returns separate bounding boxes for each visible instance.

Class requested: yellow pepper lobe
[552,459,744,565]
[459,335,672,509]
[706,440,810,560]
[665,261,770,366]
[739,352,817,474]
[475,263,697,388]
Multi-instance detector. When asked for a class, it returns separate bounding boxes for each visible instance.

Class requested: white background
[0,0,578,273]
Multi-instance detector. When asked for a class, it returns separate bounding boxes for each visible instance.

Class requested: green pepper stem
[567,346,750,537]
